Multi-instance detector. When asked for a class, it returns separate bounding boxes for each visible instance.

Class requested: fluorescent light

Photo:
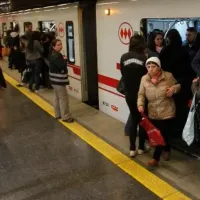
[97,2,119,6]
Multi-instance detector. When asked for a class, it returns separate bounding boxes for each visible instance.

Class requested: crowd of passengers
[3,22,74,123]
[121,27,200,167]
[2,23,200,168]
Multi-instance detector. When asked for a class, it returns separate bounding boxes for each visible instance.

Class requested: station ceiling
[0,0,93,12]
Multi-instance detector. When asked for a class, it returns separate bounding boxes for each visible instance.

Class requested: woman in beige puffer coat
[137,57,181,167]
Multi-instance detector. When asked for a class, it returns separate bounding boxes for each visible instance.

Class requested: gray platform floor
[1,59,200,199]
[0,84,159,200]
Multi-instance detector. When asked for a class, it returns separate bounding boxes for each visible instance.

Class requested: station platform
[0,59,199,200]
[0,84,160,200]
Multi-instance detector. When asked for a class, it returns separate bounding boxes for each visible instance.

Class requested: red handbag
[139,114,165,147]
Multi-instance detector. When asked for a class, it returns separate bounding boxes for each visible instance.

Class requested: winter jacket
[159,44,194,86]
[49,50,69,86]
[120,51,147,100]
[25,40,43,61]
[184,33,200,63]
[191,49,200,77]
[137,71,181,120]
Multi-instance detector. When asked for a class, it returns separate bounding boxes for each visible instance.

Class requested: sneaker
[62,118,74,123]
[163,152,170,161]
[137,149,144,155]
[16,84,24,87]
[130,150,137,157]
[35,89,45,94]
[147,159,159,167]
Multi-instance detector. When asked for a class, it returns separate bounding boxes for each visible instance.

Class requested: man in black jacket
[120,35,147,157]
[184,27,200,63]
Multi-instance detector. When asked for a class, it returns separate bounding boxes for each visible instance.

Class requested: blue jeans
[27,59,42,91]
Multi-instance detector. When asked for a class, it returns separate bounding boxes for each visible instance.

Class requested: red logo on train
[118,22,133,45]
[58,23,64,38]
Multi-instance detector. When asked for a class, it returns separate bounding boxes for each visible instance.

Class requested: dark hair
[187,27,197,33]
[148,31,164,52]
[41,33,53,43]
[25,22,32,28]
[14,24,19,32]
[20,35,28,41]
[166,29,182,47]
[129,35,146,53]
[26,32,34,52]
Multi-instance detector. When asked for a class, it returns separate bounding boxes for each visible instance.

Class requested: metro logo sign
[58,23,64,38]
[118,22,133,45]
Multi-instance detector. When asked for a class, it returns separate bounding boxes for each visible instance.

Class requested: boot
[163,152,170,161]
[148,159,159,167]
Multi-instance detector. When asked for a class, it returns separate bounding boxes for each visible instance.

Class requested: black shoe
[55,117,61,120]
[16,84,23,87]
[29,88,35,93]
[62,118,74,123]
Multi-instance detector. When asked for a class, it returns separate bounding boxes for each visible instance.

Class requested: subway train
[0,0,200,124]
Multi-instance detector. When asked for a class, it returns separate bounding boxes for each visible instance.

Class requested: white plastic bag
[182,93,196,146]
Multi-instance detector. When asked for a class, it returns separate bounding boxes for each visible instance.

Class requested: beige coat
[137,71,181,120]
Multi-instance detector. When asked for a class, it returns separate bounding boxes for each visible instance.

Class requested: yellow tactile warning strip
[3,72,191,200]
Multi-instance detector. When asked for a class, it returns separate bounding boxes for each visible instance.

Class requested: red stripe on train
[67,64,81,76]
[116,63,121,70]
[98,74,119,88]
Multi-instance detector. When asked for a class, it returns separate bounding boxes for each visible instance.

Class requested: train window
[38,21,56,33]
[2,23,7,36]
[140,18,200,43]
[66,21,75,64]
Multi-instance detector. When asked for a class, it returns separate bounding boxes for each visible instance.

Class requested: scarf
[150,71,161,85]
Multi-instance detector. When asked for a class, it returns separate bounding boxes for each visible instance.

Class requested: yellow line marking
[3,72,191,200]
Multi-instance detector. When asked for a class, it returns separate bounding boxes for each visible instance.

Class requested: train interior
[141,17,200,158]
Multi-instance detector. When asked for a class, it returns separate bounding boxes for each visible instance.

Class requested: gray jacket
[25,40,43,61]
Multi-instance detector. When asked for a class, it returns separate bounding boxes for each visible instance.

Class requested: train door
[141,17,200,158]
[78,0,98,108]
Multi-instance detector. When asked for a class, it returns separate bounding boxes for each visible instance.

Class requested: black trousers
[150,119,173,161]
[125,96,146,151]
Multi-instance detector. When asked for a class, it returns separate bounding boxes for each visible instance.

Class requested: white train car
[2,0,200,124]
[0,3,83,101]
[96,0,200,123]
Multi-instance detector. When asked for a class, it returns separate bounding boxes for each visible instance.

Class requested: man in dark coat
[184,27,200,64]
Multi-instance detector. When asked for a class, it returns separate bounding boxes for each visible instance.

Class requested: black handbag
[0,67,6,88]
[116,77,125,95]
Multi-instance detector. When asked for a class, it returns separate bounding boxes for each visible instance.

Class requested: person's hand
[138,106,144,113]
[14,46,17,50]
[193,77,199,83]
[63,55,67,60]
[166,87,175,97]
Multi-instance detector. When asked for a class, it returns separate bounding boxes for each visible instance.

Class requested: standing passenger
[159,29,193,137]
[184,27,200,63]
[49,39,74,123]
[148,31,164,55]
[138,57,181,166]
[20,34,44,93]
[120,35,147,157]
